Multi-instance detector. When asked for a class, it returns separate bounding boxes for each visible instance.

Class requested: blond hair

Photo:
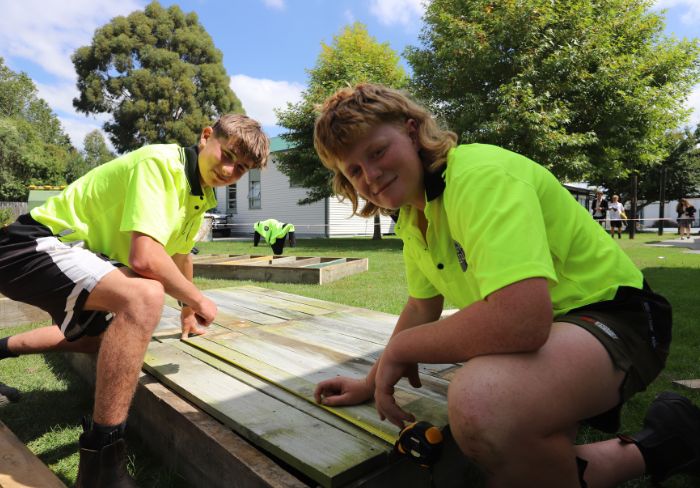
[213,114,270,169]
[314,83,457,217]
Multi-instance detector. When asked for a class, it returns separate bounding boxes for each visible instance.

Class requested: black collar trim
[424,165,446,202]
[184,145,203,196]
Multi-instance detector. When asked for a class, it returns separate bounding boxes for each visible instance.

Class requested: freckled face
[198,128,252,188]
[338,121,425,210]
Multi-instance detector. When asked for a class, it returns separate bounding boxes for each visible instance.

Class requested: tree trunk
[372,214,382,240]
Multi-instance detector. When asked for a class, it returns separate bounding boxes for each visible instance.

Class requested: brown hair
[212,114,270,169]
[314,83,457,217]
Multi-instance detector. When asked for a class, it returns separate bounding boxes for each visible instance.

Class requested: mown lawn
[0,232,698,487]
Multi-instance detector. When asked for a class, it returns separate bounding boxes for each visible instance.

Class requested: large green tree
[407,0,700,183]
[72,1,243,153]
[275,23,409,206]
[0,58,71,201]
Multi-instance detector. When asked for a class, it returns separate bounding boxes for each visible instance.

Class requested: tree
[84,130,115,168]
[65,130,116,183]
[602,124,700,207]
[406,0,700,183]
[0,58,71,201]
[275,23,408,238]
[72,1,243,153]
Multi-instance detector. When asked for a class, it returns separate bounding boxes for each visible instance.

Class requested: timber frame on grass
[193,254,369,284]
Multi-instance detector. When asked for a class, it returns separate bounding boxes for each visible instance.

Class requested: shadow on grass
[0,351,190,487]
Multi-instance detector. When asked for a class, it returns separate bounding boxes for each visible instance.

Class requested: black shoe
[619,391,700,483]
[0,382,20,405]
[76,419,138,488]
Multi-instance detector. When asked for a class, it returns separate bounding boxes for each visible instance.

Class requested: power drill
[394,421,444,467]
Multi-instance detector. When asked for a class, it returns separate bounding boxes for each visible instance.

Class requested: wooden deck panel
[144,341,385,488]
[144,286,457,487]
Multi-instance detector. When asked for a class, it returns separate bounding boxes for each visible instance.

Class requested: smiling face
[337,120,425,211]
[197,127,253,188]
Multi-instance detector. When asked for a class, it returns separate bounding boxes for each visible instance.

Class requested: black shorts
[0,214,119,341]
[610,220,623,228]
[559,283,672,433]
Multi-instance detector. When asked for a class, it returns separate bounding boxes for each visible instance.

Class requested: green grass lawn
[0,232,698,487]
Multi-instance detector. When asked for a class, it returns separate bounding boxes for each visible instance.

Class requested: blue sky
[0,0,698,150]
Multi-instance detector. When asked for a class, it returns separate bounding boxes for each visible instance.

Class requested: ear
[199,126,214,148]
[405,118,419,149]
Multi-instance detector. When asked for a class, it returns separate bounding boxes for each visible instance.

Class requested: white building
[211,136,395,237]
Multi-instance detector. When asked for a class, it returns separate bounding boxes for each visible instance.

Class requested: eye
[370,145,386,160]
[347,165,362,178]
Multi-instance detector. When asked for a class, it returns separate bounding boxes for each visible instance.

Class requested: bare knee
[119,279,165,330]
[447,364,521,468]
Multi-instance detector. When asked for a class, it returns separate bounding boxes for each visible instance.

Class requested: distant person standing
[677,198,696,239]
[608,195,625,239]
[591,190,608,226]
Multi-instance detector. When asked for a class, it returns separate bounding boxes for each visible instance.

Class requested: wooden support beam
[673,379,700,390]
[0,420,66,488]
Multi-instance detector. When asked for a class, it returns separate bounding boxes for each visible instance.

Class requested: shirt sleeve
[120,158,181,246]
[445,164,558,299]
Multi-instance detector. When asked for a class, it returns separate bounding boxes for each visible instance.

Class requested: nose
[361,162,382,185]
[221,164,234,177]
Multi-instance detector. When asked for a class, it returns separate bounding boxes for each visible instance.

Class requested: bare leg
[448,323,634,488]
[576,439,645,488]
[6,326,101,354]
[82,268,164,425]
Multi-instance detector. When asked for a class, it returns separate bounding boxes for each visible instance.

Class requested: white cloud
[230,75,304,127]
[58,115,112,151]
[653,0,700,24]
[369,0,426,27]
[0,0,143,80]
[261,0,285,10]
[35,80,80,116]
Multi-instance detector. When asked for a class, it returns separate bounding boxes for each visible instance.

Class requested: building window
[248,169,261,209]
[227,184,237,214]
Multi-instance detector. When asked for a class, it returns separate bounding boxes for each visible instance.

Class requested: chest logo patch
[454,241,467,272]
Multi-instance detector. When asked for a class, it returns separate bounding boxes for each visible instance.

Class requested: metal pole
[658,166,666,236]
[630,173,638,239]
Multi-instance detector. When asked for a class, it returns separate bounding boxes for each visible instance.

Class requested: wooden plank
[304,258,347,269]
[214,288,335,316]
[162,336,386,450]
[204,289,313,321]
[319,258,369,285]
[236,285,355,313]
[273,257,321,267]
[184,334,401,444]
[673,379,700,390]
[143,341,385,488]
[0,420,66,488]
[187,330,449,440]
[242,321,451,401]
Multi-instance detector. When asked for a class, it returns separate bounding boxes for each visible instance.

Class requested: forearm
[129,234,204,306]
[366,296,443,389]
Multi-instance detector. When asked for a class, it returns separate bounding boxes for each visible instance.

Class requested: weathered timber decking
[145,286,472,488]
[192,254,369,284]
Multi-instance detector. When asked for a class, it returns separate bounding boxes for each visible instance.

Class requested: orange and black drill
[394,421,444,467]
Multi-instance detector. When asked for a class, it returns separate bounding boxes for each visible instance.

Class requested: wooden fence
[0,202,27,221]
